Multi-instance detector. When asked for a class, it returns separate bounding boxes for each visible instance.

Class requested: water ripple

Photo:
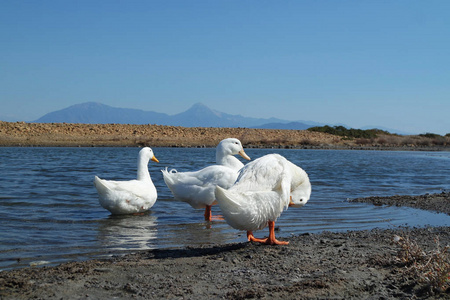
[1,147,449,270]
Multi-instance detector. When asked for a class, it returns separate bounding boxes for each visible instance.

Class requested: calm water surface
[1,147,449,270]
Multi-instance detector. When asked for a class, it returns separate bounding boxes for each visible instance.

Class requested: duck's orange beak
[239,150,251,160]
[289,196,295,207]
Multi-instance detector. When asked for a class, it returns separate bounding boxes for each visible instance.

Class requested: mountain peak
[191,102,208,108]
[70,102,104,108]
[186,102,213,112]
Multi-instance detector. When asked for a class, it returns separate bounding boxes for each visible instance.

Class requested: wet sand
[1,192,449,299]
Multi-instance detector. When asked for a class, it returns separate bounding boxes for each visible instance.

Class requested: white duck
[161,138,251,221]
[215,154,311,245]
[94,147,159,215]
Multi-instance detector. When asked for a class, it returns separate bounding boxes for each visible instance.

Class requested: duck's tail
[215,186,242,210]
[161,167,177,186]
[93,176,111,194]
[215,186,245,229]
[215,186,262,231]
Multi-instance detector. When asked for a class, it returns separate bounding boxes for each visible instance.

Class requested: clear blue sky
[1,1,449,134]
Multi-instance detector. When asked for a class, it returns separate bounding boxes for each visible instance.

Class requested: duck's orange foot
[246,222,289,245]
[247,231,268,243]
[211,214,224,221]
[204,205,212,222]
[265,238,289,245]
[247,235,289,245]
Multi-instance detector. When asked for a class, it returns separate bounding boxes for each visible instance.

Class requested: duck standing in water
[94,147,159,215]
[215,154,311,245]
[161,138,250,221]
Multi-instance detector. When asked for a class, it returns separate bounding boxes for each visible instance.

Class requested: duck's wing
[95,177,151,198]
[94,176,156,211]
[234,154,287,190]
[162,166,238,208]
[218,154,293,215]
[232,154,292,208]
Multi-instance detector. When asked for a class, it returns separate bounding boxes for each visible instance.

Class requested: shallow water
[1,147,449,270]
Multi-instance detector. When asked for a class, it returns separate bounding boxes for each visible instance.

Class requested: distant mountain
[34,102,169,124]
[34,102,304,129]
[34,102,405,133]
[168,103,289,128]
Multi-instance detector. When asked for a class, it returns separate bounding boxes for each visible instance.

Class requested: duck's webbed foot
[246,222,289,245]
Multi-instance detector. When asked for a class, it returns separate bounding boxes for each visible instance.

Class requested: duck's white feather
[161,138,250,209]
[94,147,158,215]
[215,154,311,231]
[215,186,282,231]
[161,165,238,208]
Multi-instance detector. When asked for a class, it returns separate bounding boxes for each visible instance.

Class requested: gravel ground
[1,193,449,299]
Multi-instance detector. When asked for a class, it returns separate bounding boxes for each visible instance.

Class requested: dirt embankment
[0,121,343,148]
[2,121,449,150]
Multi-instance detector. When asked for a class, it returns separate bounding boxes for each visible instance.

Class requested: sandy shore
[1,192,449,299]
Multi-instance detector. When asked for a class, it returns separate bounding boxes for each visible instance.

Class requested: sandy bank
[1,121,449,151]
[0,121,341,148]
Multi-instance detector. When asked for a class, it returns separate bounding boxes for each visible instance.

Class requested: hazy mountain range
[34,102,319,130]
[33,102,407,133]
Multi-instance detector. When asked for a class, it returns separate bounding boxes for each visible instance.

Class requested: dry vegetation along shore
[1,121,449,150]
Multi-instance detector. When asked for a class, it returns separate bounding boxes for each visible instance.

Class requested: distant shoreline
[1,121,449,151]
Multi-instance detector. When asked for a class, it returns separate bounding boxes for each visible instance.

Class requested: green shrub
[419,133,442,139]
[307,125,390,139]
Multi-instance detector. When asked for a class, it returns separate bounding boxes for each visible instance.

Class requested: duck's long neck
[216,152,244,171]
[137,156,151,181]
